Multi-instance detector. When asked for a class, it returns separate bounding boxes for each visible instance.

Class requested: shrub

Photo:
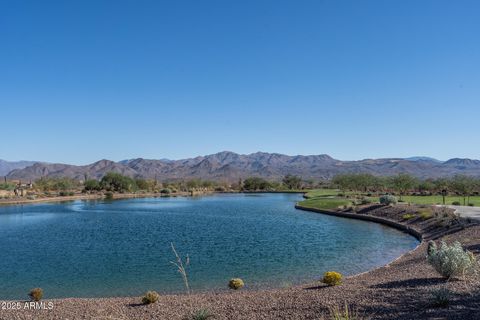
[430,287,451,308]
[427,240,478,279]
[418,209,433,220]
[190,309,214,320]
[379,195,397,205]
[360,198,372,205]
[228,278,244,290]
[104,191,114,200]
[29,288,43,301]
[59,191,68,196]
[452,201,461,205]
[142,291,160,304]
[329,303,360,320]
[402,213,416,220]
[84,179,101,191]
[160,188,171,194]
[322,271,342,286]
[468,203,474,207]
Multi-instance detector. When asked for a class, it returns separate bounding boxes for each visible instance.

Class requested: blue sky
[1,0,479,164]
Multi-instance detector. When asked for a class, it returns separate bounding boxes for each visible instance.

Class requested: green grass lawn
[299,197,352,210]
[401,195,480,206]
[303,189,350,198]
[301,188,480,209]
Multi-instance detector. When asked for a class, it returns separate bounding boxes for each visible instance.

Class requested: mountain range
[3,152,480,182]
[0,160,37,177]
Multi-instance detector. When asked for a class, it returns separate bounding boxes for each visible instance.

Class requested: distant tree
[282,175,302,190]
[35,177,78,191]
[353,173,376,192]
[433,178,450,205]
[332,174,353,193]
[450,175,476,205]
[331,173,378,194]
[372,176,388,192]
[201,180,214,189]
[134,178,151,191]
[100,172,137,193]
[243,177,271,191]
[417,179,435,194]
[391,173,417,200]
[83,179,101,191]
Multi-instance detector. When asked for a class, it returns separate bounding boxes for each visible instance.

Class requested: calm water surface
[0,193,418,299]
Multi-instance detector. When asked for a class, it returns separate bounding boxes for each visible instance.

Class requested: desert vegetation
[142,291,160,304]
[28,288,43,302]
[300,173,480,212]
[322,271,343,286]
[228,278,245,290]
[427,241,478,279]
[3,171,480,208]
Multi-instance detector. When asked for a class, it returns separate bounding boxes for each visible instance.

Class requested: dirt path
[448,205,480,221]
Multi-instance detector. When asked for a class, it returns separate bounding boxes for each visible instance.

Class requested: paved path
[447,205,480,221]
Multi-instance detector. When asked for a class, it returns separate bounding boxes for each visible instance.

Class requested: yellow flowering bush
[322,271,342,286]
[29,288,43,301]
[142,290,160,304]
[228,278,244,290]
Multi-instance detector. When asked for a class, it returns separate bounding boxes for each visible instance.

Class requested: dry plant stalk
[170,242,191,295]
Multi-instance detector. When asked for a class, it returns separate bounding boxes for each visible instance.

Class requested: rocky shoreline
[0,204,479,319]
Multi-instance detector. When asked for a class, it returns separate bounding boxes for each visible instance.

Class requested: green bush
[29,288,43,301]
[379,195,397,205]
[190,309,214,320]
[427,240,477,279]
[160,188,171,194]
[104,191,114,200]
[468,203,474,207]
[228,278,244,290]
[141,291,160,304]
[418,209,433,220]
[100,172,137,193]
[360,198,372,205]
[402,213,416,220]
[430,287,451,308]
[322,271,342,286]
[452,201,461,205]
[84,179,101,191]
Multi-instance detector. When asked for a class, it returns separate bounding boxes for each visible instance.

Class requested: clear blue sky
[1,0,479,164]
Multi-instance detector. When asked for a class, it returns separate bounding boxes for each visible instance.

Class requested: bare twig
[170,242,191,295]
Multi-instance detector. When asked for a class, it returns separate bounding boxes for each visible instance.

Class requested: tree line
[331,173,480,205]
[14,172,480,204]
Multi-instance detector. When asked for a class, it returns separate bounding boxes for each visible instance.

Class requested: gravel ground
[1,205,479,320]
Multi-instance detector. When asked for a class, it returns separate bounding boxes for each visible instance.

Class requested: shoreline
[0,190,305,207]
[294,203,423,241]
[0,191,206,206]
[0,201,479,319]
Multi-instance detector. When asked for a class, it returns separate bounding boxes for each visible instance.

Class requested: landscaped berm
[1,200,479,320]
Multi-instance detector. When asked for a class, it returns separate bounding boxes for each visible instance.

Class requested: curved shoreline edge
[295,203,424,241]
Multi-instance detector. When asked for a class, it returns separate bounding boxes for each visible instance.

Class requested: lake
[0,193,418,299]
